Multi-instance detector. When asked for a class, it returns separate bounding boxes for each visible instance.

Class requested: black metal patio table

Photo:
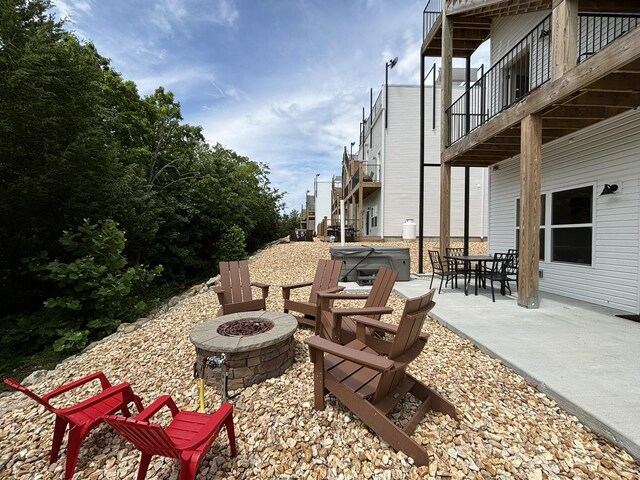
[444,255,496,296]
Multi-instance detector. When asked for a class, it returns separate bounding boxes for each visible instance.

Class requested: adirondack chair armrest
[329,306,393,317]
[281,281,312,301]
[136,395,180,422]
[58,382,139,414]
[281,281,313,292]
[351,315,429,340]
[351,315,398,334]
[305,336,394,372]
[211,286,226,303]
[175,403,234,450]
[251,282,270,298]
[322,286,345,295]
[317,291,369,300]
[42,371,111,402]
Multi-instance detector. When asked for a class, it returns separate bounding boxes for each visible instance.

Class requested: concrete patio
[375,275,640,462]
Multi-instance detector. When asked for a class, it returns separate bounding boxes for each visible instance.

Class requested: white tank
[402,219,416,240]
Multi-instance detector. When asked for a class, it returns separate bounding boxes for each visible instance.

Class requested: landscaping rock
[1,240,637,479]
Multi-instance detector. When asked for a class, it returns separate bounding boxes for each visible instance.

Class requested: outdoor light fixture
[385,57,399,128]
[600,184,619,195]
[539,29,550,39]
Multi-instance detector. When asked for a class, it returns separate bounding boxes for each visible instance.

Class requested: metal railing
[362,163,381,183]
[363,90,383,140]
[446,14,552,145]
[578,13,640,62]
[423,0,442,40]
[445,12,640,146]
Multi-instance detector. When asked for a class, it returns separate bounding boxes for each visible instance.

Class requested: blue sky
[53,0,487,213]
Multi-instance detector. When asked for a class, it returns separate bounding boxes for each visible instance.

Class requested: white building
[337,69,489,240]
[424,1,640,312]
[314,178,332,233]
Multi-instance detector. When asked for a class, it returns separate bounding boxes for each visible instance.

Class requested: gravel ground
[1,240,638,479]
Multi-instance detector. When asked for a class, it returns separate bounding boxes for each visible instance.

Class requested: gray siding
[489,110,640,312]
[491,11,550,62]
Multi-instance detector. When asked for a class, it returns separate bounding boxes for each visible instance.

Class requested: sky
[53,0,488,213]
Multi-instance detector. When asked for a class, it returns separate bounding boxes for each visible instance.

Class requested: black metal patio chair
[428,250,460,294]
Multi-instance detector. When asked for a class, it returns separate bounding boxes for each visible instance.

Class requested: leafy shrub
[25,219,162,353]
[215,225,248,264]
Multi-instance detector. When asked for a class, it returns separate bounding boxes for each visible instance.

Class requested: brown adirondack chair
[213,260,270,315]
[281,259,344,327]
[315,267,397,346]
[305,289,457,466]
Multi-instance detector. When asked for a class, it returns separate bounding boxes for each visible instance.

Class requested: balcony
[440,11,640,166]
[341,161,382,202]
[447,13,640,147]
[421,0,491,58]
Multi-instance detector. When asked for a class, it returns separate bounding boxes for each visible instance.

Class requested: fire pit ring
[217,318,274,336]
[189,311,297,391]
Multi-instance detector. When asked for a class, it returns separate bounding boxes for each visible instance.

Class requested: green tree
[24,220,161,353]
[215,225,249,263]
[0,0,126,315]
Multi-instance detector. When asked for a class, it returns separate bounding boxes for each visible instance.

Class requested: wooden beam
[440,8,453,258]
[588,72,640,92]
[519,114,541,309]
[443,24,640,163]
[448,0,551,17]
[552,0,578,80]
[556,91,640,108]
[576,0,640,14]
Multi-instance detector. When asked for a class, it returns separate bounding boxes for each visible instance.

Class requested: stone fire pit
[189,311,297,391]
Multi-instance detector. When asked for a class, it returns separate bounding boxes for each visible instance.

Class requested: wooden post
[358,186,364,240]
[439,7,453,258]
[519,114,541,308]
[552,0,578,80]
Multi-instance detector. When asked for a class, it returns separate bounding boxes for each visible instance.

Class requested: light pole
[385,57,398,128]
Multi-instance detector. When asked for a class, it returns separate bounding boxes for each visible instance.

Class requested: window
[516,186,593,266]
[371,206,378,228]
[551,186,593,265]
[502,50,530,109]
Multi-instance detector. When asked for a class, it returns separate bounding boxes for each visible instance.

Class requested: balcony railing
[423,0,442,40]
[445,13,640,146]
[363,90,383,140]
[341,161,382,199]
[446,14,552,145]
[578,14,640,62]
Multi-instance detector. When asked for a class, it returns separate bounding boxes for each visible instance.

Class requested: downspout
[381,87,386,240]
[480,167,486,239]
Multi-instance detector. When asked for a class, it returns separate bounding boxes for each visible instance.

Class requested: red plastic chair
[103,395,237,480]
[4,372,144,480]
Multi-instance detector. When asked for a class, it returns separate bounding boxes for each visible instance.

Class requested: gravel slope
[0,240,638,479]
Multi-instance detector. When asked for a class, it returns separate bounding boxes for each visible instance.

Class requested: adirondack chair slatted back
[371,289,435,405]
[103,417,180,457]
[3,378,52,410]
[220,260,253,305]
[363,268,398,320]
[308,259,342,305]
[387,289,435,360]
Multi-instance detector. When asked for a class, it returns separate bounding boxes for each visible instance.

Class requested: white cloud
[148,0,238,37]
[204,0,239,27]
[54,0,93,22]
